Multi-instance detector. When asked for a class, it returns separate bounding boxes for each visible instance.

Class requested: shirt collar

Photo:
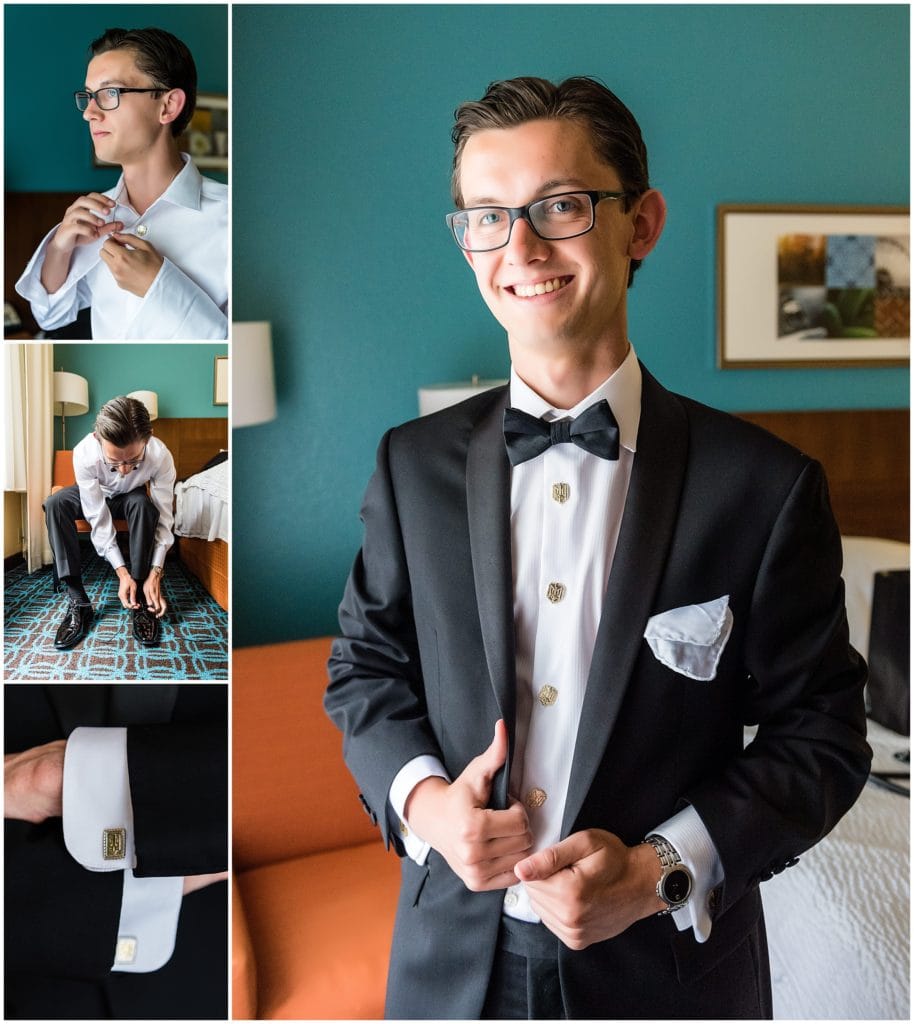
[509,344,642,453]
[108,153,204,215]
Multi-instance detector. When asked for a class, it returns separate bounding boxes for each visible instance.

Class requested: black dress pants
[482,916,566,1020]
[44,484,159,583]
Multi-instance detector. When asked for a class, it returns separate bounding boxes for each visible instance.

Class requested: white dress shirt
[390,345,723,942]
[72,432,176,572]
[16,154,227,340]
[62,728,183,972]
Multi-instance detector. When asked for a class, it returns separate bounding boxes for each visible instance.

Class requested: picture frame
[213,355,228,406]
[717,204,909,368]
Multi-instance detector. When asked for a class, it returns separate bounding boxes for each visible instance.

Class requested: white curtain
[3,343,54,572]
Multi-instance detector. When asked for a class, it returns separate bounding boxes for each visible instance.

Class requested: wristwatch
[644,834,693,914]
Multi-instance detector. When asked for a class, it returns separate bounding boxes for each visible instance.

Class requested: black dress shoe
[55,601,93,650]
[132,606,161,646]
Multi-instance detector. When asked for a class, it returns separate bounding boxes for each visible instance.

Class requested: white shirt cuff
[112,870,183,973]
[653,805,724,943]
[63,726,135,871]
[388,755,450,864]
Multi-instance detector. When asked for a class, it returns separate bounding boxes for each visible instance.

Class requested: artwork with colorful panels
[777,234,910,340]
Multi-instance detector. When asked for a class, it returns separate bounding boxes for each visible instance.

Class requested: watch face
[663,868,692,904]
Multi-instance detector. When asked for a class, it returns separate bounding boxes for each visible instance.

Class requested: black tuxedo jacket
[4,685,228,1020]
[326,367,870,1019]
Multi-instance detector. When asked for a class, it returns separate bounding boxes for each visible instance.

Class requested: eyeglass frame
[101,443,148,471]
[74,86,164,112]
[445,189,634,252]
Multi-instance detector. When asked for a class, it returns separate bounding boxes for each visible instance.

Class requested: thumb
[111,232,151,250]
[515,833,589,882]
[464,719,508,804]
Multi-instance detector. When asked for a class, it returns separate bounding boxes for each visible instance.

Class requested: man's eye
[103,88,119,100]
[476,210,505,228]
[545,196,583,215]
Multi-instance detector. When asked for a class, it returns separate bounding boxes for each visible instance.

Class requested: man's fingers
[515,832,594,882]
[111,231,153,250]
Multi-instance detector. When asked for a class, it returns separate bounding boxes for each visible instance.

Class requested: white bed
[174,459,229,543]
[762,536,910,1020]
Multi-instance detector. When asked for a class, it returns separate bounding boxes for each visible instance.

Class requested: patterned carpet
[3,555,228,681]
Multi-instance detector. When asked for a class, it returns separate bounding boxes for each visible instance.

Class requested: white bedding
[174,459,228,542]
[764,718,910,1019]
[759,535,910,1018]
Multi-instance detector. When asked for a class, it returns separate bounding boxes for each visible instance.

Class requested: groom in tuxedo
[326,76,870,1019]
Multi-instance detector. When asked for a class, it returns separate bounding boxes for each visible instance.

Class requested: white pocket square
[643,595,733,681]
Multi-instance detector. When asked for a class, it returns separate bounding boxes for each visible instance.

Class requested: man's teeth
[513,277,567,297]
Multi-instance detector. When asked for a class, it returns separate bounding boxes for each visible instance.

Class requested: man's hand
[404,720,532,891]
[99,234,164,297]
[143,571,168,618]
[48,193,122,257]
[4,740,67,824]
[183,871,229,895]
[515,829,665,949]
[117,566,140,609]
[41,193,123,293]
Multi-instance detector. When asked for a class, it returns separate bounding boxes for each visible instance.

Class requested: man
[326,77,871,1019]
[16,27,227,340]
[4,683,228,1019]
[46,394,175,649]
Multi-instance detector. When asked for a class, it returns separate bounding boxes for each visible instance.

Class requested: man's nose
[504,216,550,262]
[82,99,103,122]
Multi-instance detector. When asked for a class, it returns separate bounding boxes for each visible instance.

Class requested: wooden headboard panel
[736,409,908,542]
[152,417,227,481]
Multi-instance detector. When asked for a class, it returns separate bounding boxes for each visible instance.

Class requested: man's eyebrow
[463,178,595,207]
[84,78,128,89]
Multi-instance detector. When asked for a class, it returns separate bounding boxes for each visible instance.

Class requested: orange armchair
[232,637,400,1019]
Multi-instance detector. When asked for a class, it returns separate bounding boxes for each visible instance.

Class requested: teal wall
[53,343,227,450]
[231,3,909,646]
[4,3,228,189]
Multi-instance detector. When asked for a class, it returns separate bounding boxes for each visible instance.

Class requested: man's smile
[507,275,573,298]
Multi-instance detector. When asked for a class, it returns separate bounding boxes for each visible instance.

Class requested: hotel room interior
[4,343,229,681]
[229,5,909,1021]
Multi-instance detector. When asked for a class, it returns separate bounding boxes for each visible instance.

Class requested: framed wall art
[213,354,228,406]
[717,204,909,368]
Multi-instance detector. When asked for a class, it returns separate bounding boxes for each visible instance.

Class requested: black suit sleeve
[326,429,445,849]
[686,459,871,914]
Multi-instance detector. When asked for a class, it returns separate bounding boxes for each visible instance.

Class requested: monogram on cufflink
[103,827,127,860]
[115,936,138,965]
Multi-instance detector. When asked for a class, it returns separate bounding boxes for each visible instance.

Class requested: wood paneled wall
[153,418,227,481]
[736,408,909,542]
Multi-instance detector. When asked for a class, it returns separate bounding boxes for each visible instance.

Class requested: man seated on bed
[15,27,227,340]
[45,395,175,649]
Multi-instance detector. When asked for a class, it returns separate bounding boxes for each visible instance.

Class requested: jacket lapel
[562,368,689,835]
[466,386,516,802]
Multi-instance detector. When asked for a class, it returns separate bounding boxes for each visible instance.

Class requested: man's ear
[628,189,667,260]
[158,88,187,130]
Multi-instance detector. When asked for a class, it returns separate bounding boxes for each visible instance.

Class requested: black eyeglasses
[445,190,632,252]
[103,444,148,471]
[74,87,163,112]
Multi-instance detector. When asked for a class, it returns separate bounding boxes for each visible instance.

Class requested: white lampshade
[418,377,508,416]
[53,372,89,417]
[233,321,277,427]
[127,390,159,421]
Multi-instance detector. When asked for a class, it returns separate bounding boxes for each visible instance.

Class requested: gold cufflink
[115,936,137,964]
[103,827,127,860]
[552,482,570,504]
[399,820,409,838]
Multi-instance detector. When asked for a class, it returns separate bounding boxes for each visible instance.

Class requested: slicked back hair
[94,396,153,447]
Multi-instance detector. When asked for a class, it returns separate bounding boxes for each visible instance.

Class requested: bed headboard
[736,408,908,542]
[152,417,228,481]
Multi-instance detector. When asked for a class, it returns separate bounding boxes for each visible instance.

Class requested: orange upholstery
[233,637,400,1019]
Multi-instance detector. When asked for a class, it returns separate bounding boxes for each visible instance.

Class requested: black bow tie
[503,400,620,466]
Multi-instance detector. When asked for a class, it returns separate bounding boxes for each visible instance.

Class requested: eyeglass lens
[454,193,595,251]
[75,87,122,111]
